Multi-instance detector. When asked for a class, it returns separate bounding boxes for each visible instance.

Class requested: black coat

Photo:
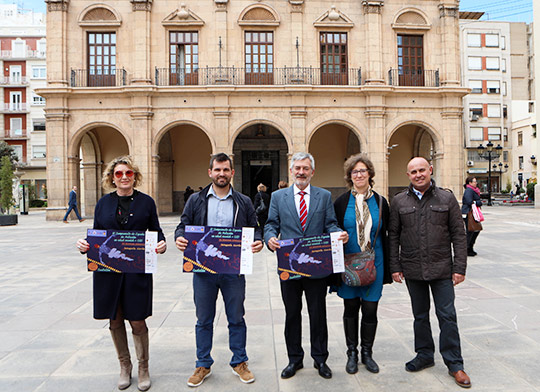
[333,190,393,285]
[461,187,482,214]
[254,191,270,222]
[91,191,165,320]
[175,183,262,242]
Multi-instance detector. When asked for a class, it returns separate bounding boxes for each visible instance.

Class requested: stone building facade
[39,0,468,219]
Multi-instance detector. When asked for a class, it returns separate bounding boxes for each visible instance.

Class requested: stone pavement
[1,206,540,392]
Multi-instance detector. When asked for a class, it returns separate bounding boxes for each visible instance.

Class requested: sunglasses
[114,170,135,179]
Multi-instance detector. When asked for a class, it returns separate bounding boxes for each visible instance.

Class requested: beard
[212,176,231,188]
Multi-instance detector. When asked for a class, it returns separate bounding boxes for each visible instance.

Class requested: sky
[0,0,534,23]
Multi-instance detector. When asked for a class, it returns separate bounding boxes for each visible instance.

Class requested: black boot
[343,316,359,374]
[360,321,379,373]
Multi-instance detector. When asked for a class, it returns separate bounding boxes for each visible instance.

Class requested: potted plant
[0,155,17,225]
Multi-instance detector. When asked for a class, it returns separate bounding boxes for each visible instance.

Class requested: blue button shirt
[206,186,234,227]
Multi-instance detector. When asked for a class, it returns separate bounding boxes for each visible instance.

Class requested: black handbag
[341,195,383,287]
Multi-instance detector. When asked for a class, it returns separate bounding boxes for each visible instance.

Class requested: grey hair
[289,152,315,170]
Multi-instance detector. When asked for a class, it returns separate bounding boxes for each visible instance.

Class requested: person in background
[461,176,482,256]
[63,185,84,223]
[253,183,270,234]
[278,180,288,190]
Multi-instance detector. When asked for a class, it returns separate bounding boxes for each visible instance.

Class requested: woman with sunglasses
[332,153,392,375]
[76,156,166,391]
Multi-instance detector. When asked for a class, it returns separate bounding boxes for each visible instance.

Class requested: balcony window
[87,32,116,87]
[468,56,481,70]
[469,80,482,93]
[33,120,46,131]
[321,32,348,85]
[487,104,500,117]
[488,127,501,141]
[467,33,481,47]
[170,31,199,86]
[486,57,500,70]
[32,145,46,159]
[519,156,524,170]
[397,34,424,86]
[486,80,500,94]
[469,104,483,119]
[470,127,483,141]
[32,95,45,106]
[32,66,46,79]
[245,31,274,85]
[485,34,499,47]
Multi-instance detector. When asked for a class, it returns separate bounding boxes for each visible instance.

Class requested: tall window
[518,131,523,146]
[485,34,499,47]
[468,57,482,70]
[467,33,481,47]
[488,127,501,141]
[320,32,348,85]
[486,57,500,70]
[486,80,500,94]
[469,80,482,93]
[397,35,424,86]
[170,31,199,85]
[470,127,483,141]
[88,32,116,87]
[245,31,274,85]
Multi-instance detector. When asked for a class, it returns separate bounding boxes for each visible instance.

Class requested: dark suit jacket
[68,190,77,206]
[264,185,341,245]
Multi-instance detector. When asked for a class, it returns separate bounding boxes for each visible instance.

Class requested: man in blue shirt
[175,153,263,387]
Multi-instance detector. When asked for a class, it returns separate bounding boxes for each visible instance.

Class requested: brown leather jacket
[388,182,467,280]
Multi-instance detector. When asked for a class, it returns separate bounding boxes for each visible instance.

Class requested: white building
[0,4,47,199]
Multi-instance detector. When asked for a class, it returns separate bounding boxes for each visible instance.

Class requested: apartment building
[39,0,468,219]
[0,4,47,199]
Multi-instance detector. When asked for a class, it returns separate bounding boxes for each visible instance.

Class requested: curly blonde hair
[101,156,143,191]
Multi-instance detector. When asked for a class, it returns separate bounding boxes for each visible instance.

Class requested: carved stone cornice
[213,110,231,118]
[364,109,386,119]
[215,0,228,11]
[289,0,304,13]
[130,111,154,119]
[131,0,152,12]
[439,4,458,18]
[45,0,69,12]
[362,1,384,15]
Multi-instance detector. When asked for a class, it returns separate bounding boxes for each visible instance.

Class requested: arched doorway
[232,123,289,200]
[387,124,437,200]
[308,123,361,199]
[78,126,129,216]
[157,124,212,213]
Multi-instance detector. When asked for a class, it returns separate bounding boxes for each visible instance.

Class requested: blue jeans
[193,273,248,368]
[63,204,82,221]
[405,278,464,372]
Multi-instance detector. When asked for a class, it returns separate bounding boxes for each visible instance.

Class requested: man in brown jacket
[389,157,471,389]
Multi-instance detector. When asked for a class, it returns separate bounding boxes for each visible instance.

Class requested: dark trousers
[463,217,480,250]
[405,278,464,372]
[63,204,82,221]
[280,277,328,364]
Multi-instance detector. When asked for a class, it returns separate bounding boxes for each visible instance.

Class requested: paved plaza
[1,206,540,391]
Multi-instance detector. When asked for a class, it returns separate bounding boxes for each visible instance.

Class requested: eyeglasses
[351,169,369,177]
[114,170,135,178]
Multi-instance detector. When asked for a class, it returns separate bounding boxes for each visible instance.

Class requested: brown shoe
[63,220,69,223]
[187,367,211,387]
[79,219,85,222]
[449,370,471,388]
[232,361,255,383]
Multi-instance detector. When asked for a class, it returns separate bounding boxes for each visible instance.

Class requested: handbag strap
[371,193,383,248]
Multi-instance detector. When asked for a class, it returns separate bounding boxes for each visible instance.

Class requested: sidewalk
[0,206,539,391]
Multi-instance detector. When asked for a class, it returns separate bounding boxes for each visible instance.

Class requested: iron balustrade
[70,68,127,87]
[388,69,439,87]
[155,66,362,86]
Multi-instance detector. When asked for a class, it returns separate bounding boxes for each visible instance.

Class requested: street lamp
[477,141,503,206]
[492,162,509,192]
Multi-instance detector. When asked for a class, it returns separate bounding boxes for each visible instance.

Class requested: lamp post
[477,141,503,206]
[492,162,509,192]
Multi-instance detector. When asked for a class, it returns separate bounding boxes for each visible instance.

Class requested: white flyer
[144,231,158,273]
[239,227,255,275]
[330,231,345,273]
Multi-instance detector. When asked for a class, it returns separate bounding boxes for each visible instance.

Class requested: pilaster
[362,1,385,84]
[130,1,153,84]
[438,2,460,86]
[45,0,69,86]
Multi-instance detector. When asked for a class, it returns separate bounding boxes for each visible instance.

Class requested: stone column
[81,161,98,216]
[365,93,388,197]
[214,0,228,67]
[289,1,304,67]
[130,93,154,197]
[438,2,460,86]
[362,1,385,85]
[130,0,153,84]
[440,101,465,195]
[45,0,69,86]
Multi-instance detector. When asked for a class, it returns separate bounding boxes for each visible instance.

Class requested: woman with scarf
[461,176,483,256]
[333,153,392,375]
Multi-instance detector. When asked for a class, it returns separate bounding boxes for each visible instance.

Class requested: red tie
[299,191,307,231]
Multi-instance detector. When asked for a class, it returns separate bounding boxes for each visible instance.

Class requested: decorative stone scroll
[45,0,69,12]
[439,4,459,18]
[131,0,153,12]
[289,0,304,13]
[215,0,228,10]
[362,1,384,15]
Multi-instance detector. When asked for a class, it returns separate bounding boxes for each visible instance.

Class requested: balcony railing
[0,76,28,85]
[155,66,362,87]
[0,46,45,59]
[2,103,28,112]
[388,69,439,87]
[5,129,27,138]
[70,68,127,87]
[27,50,46,58]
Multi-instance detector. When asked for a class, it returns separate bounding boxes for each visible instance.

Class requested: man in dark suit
[264,152,348,380]
[63,185,84,223]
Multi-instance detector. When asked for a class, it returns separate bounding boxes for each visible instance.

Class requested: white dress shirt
[293,184,311,217]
